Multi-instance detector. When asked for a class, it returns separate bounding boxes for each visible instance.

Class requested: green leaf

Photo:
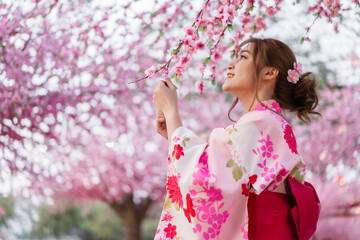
[171,73,177,79]
[232,165,243,181]
[246,6,254,11]
[203,57,211,64]
[211,79,216,85]
[227,24,233,31]
[300,37,305,44]
[226,159,235,168]
[171,49,179,55]
[227,139,233,145]
[175,74,180,83]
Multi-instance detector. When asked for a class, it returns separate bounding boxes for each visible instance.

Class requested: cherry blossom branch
[301,14,320,43]
[129,0,211,84]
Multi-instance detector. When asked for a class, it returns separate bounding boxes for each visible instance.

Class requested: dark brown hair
[228,38,321,124]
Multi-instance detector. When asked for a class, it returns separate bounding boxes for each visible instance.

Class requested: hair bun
[293,72,320,124]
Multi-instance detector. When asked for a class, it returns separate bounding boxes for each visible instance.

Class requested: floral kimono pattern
[154,99,306,240]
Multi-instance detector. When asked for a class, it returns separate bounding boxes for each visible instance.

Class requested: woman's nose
[227,63,234,70]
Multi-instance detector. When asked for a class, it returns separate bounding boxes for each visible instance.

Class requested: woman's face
[222,44,256,99]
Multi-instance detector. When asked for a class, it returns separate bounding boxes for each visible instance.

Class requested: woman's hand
[156,110,168,140]
[153,78,183,140]
[153,78,178,115]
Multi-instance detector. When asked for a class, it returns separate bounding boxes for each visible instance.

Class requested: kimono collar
[252,99,282,114]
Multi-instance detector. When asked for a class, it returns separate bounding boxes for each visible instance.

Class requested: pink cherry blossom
[212,51,222,61]
[145,65,156,78]
[287,69,300,84]
[183,36,193,46]
[186,27,195,36]
[254,16,266,32]
[196,41,205,50]
[196,80,205,95]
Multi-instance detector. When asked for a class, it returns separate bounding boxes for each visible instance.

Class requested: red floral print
[241,175,258,196]
[249,174,258,185]
[241,183,250,196]
[161,211,174,222]
[172,144,184,160]
[167,154,171,164]
[164,223,177,239]
[183,193,196,223]
[166,175,183,208]
[283,124,298,154]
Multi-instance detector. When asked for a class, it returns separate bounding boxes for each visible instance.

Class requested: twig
[129,0,211,84]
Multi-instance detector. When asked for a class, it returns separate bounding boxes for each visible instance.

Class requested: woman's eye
[240,55,246,59]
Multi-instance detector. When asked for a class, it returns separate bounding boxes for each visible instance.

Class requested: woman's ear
[262,67,279,81]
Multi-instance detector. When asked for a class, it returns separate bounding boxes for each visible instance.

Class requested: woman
[152,38,320,240]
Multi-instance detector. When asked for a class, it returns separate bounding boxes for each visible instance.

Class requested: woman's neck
[239,86,274,113]
[239,96,259,113]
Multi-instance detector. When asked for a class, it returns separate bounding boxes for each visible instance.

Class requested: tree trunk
[109,194,153,240]
[122,210,141,240]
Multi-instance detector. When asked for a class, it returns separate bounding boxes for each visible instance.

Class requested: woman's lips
[226,73,234,78]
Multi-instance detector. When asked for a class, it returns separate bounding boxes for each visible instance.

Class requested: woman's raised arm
[153,78,183,140]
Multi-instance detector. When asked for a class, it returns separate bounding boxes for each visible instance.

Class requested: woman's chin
[222,82,230,92]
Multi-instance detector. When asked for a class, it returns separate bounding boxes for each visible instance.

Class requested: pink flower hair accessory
[287,62,302,84]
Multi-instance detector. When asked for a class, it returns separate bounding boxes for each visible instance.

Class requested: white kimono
[155,99,306,240]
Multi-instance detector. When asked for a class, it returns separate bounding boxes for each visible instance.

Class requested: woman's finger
[165,77,176,90]
[157,111,165,118]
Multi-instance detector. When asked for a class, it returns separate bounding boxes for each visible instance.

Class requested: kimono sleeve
[168,126,208,186]
[160,127,246,238]
[226,112,303,195]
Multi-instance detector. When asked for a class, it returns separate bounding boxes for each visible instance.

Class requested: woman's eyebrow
[240,49,250,54]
